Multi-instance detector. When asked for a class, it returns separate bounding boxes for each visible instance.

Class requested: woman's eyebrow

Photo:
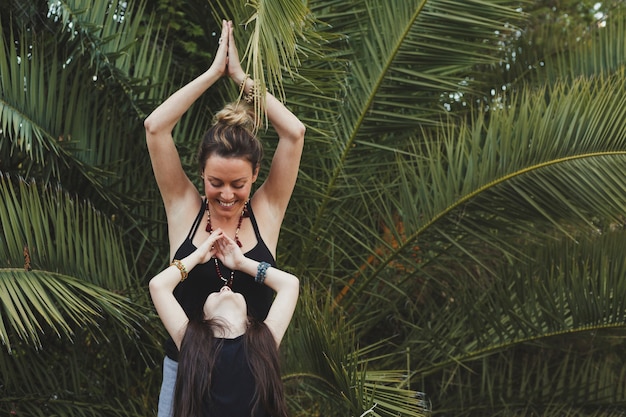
[206,175,248,182]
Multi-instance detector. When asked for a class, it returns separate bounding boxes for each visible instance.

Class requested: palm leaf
[0,171,161,415]
[284,289,430,416]
[0,172,151,350]
[0,1,147,210]
[274,4,626,415]
[414,231,626,414]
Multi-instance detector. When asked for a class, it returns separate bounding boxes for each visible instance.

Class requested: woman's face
[202,155,258,217]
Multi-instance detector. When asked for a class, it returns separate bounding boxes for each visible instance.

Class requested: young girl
[149,229,299,417]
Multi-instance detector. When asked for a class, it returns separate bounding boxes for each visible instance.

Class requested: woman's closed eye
[208,180,245,189]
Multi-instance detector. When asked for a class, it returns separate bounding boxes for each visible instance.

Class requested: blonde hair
[212,102,256,133]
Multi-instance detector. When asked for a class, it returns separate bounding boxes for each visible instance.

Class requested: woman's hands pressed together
[224,21,248,86]
[210,19,247,86]
[209,20,231,78]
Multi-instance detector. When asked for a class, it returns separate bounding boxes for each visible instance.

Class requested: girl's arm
[149,230,224,349]
[238,258,300,346]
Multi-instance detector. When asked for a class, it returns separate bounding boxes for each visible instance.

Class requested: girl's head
[198,102,263,216]
[202,285,247,333]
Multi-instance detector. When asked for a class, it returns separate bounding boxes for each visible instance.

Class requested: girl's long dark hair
[245,317,289,417]
[173,319,222,417]
[172,317,288,417]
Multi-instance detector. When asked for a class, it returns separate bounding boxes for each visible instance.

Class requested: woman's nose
[221,188,234,199]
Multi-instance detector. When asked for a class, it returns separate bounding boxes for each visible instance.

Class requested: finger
[208,229,223,244]
[215,236,227,250]
[217,20,228,49]
[227,24,236,53]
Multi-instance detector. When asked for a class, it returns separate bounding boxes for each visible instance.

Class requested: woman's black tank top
[164,200,275,361]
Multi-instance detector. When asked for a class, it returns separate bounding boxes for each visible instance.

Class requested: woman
[149,229,299,417]
[144,19,305,415]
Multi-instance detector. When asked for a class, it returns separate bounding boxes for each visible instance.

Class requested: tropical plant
[0,0,167,415]
[2,0,626,416]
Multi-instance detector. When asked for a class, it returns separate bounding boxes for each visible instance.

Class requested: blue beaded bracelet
[255,261,270,284]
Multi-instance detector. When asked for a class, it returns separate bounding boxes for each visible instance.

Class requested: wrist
[238,76,259,104]
[255,261,271,284]
[183,252,200,270]
[237,74,251,93]
[237,257,256,275]
[234,73,248,87]
[170,259,189,282]
[204,67,224,84]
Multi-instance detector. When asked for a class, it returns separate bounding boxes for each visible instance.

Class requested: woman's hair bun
[213,102,255,133]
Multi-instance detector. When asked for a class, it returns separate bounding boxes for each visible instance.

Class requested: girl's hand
[194,229,224,264]
[225,21,247,85]
[208,19,231,77]
[214,233,245,271]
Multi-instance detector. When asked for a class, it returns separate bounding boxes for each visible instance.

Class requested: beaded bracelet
[239,74,249,95]
[255,261,271,284]
[239,75,259,104]
[170,259,188,282]
[244,81,258,104]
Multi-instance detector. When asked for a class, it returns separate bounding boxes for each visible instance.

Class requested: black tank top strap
[246,201,263,241]
[188,199,207,240]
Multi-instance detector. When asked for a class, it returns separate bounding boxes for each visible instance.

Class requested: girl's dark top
[164,200,276,361]
[202,335,270,417]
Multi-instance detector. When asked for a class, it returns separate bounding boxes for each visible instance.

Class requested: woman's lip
[218,200,237,207]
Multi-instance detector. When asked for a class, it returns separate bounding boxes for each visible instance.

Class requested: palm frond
[50,0,148,112]
[285,0,528,273]
[273,6,626,411]
[0,2,148,211]
[0,334,157,416]
[283,287,431,416]
[0,172,150,350]
[317,72,625,316]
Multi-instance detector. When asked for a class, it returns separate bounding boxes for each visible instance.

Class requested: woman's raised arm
[144,20,230,211]
[225,22,306,225]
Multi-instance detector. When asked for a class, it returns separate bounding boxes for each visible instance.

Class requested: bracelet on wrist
[239,74,249,94]
[170,259,188,282]
[238,74,259,104]
[255,261,270,284]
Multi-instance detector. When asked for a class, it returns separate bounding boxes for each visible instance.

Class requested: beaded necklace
[206,202,246,287]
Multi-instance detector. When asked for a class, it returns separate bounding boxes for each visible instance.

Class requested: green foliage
[144,0,219,76]
[1,0,165,414]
